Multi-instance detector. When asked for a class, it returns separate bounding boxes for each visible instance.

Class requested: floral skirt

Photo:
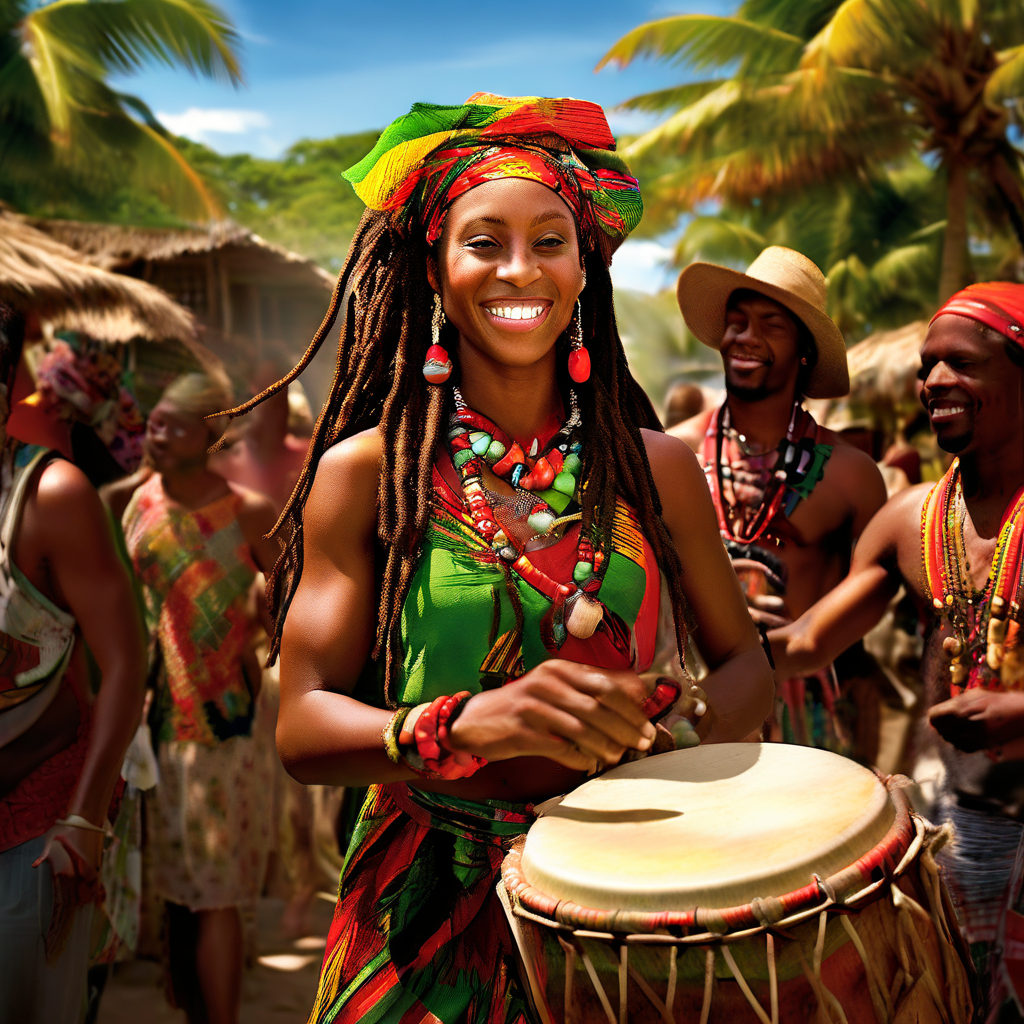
[309,783,534,1024]
[147,735,272,911]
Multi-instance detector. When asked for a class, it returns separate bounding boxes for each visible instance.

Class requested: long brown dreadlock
[218,207,692,706]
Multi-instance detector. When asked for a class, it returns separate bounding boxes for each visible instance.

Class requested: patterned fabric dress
[310,465,660,1024]
[122,475,271,910]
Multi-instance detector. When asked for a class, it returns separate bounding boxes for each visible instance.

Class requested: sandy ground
[96,895,337,1024]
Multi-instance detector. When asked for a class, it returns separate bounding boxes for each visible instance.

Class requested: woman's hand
[448,660,657,772]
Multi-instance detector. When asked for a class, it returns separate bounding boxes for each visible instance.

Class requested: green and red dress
[309,460,660,1024]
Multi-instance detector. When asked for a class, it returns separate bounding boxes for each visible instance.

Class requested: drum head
[520,744,894,913]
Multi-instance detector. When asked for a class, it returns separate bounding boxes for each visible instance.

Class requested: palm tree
[675,157,949,338]
[0,0,241,221]
[600,0,1024,301]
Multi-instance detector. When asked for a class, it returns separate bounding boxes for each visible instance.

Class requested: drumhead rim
[501,777,916,936]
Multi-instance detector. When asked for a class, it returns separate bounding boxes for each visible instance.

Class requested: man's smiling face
[721,290,804,402]
[919,314,1024,455]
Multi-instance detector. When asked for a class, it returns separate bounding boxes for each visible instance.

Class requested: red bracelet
[398,692,487,780]
[640,677,682,722]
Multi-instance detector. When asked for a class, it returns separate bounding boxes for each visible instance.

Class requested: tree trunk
[939,159,970,303]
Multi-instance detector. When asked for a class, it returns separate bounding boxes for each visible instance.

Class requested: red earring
[567,300,590,383]
[424,293,452,384]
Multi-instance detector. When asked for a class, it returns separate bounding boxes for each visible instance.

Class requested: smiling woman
[218,94,773,1024]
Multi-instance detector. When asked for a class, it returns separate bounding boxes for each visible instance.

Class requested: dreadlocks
[220,209,691,706]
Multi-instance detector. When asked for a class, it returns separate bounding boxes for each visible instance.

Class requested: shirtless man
[671,247,887,754]
[0,305,147,1022]
[769,282,1024,1022]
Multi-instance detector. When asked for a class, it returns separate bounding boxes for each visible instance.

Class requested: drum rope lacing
[506,813,969,1024]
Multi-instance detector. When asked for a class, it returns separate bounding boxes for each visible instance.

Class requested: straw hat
[676,246,849,399]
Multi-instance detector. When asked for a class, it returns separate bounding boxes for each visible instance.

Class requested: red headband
[931,282,1024,344]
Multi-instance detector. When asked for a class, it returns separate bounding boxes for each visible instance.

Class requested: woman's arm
[643,429,775,741]
[277,430,659,787]
[28,461,147,876]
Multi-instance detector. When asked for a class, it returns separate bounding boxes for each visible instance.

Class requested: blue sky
[117,0,734,290]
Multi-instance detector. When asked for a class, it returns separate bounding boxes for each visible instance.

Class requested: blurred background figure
[211,360,342,940]
[8,336,145,487]
[211,358,310,513]
[0,304,146,1024]
[662,380,705,429]
[120,373,280,1024]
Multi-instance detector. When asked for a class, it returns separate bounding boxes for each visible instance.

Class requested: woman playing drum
[227,95,774,1024]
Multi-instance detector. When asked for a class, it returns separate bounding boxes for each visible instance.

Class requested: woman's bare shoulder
[303,428,383,543]
[640,427,706,502]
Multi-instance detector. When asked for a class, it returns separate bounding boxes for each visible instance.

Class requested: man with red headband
[770,281,1024,1022]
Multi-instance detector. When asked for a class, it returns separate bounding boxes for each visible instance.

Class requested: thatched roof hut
[34,217,332,348]
[0,210,196,344]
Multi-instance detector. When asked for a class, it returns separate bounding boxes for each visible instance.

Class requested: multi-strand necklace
[703,402,832,547]
[923,459,1024,692]
[447,387,606,646]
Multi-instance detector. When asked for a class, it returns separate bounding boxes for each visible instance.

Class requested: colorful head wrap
[36,338,144,472]
[931,282,1024,344]
[342,94,642,264]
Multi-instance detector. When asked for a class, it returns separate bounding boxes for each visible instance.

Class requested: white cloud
[610,239,676,294]
[157,107,270,143]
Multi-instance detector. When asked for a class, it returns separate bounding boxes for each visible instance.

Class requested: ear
[425,253,440,295]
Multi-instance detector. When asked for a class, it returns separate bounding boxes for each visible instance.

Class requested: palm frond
[615,81,722,114]
[802,0,936,71]
[737,0,844,39]
[674,215,767,266]
[986,45,1024,104]
[27,0,242,84]
[598,15,803,77]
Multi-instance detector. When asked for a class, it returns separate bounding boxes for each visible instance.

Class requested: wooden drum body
[499,744,973,1024]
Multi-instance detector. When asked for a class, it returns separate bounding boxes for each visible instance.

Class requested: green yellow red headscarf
[342,93,642,264]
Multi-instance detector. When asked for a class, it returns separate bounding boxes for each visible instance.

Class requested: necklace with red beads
[447,387,606,646]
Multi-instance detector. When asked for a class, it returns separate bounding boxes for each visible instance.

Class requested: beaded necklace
[447,388,606,647]
[703,402,833,546]
[922,458,1024,692]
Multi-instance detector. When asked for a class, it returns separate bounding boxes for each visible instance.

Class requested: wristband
[640,677,683,722]
[383,707,413,765]
[397,692,487,780]
[55,813,110,836]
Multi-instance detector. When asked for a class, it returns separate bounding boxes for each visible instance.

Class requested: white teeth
[486,304,546,320]
[932,406,965,417]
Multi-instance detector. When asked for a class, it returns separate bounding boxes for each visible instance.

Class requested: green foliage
[0,0,241,221]
[604,0,1024,305]
[173,133,377,269]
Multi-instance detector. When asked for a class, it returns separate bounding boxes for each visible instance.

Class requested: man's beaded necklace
[923,459,1024,692]
[703,401,833,547]
[447,388,606,646]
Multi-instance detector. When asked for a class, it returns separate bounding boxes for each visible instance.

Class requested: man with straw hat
[671,246,887,756]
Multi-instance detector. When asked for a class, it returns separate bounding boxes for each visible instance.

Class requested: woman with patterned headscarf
[224,95,773,1023]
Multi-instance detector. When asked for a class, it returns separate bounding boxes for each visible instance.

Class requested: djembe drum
[499,744,972,1024]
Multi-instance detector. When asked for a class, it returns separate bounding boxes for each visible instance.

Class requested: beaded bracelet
[640,677,683,723]
[384,692,488,780]
[382,707,413,765]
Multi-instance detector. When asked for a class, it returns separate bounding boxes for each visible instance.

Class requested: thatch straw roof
[806,320,928,434]
[845,320,928,404]
[0,210,195,343]
[33,217,334,289]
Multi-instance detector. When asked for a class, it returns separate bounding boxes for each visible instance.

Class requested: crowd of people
[0,91,1022,1024]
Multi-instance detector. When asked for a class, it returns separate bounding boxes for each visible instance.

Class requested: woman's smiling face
[427,177,585,372]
